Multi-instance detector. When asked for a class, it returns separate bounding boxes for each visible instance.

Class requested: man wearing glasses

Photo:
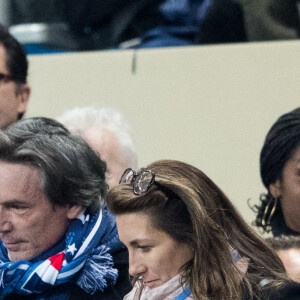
[0,24,30,130]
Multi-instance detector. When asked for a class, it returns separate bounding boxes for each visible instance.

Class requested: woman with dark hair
[253,107,300,236]
[107,160,300,299]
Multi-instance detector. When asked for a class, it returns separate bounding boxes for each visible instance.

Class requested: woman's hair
[107,160,287,300]
[253,107,300,232]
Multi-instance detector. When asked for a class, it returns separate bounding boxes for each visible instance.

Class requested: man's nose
[128,252,146,278]
[0,208,12,233]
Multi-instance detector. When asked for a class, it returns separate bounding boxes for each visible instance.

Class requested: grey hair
[57,106,137,169]
[0,117,107,213]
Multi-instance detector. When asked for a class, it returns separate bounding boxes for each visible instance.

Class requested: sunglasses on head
[119,168,155,195]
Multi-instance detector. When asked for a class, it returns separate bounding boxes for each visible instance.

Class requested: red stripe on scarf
[48,252,65,271]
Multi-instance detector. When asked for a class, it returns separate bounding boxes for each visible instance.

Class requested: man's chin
[8,252,22,262]
[7,248,35,262]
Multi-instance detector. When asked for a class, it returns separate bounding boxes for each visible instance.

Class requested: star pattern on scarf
[0,209,120,296]
[78,213,90,224]
[66,243,77,255]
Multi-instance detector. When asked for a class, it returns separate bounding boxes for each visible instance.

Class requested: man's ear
[16,84,30,116]
[269,180,281,198]
[67,205,82,220]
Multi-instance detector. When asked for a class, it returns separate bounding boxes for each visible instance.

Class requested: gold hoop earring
[261,196,278,230]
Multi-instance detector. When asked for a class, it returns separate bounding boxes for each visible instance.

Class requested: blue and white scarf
[0,207,123,299]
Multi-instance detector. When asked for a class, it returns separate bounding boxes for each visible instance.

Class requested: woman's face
[271,145,300,232]
[116,212,193,288]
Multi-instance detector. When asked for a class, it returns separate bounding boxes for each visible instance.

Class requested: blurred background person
[0,24,30,130]
[58,106,137,189]
[6,0,247,52]
[107,160,300,299]
[4,0,300,53]
[252,107,300,236]
[235,0,300,41]
[266,235,300,283]
[60,0,246,49]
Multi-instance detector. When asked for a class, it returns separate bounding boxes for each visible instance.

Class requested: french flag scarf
[0,207,123,299]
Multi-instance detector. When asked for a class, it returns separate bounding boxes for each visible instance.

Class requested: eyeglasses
[119,168,155,195]
[0,72,14,83]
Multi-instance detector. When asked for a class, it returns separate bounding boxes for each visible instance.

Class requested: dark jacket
[61,0,165,50]
[242,281,300,300]
[266,282,300,299]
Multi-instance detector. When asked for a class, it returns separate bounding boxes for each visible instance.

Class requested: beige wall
[26,40,300,227]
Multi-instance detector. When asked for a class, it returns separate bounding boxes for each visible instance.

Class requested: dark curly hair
[253,108,300,234]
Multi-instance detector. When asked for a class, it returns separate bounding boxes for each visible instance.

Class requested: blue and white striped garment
[0,207,122,299]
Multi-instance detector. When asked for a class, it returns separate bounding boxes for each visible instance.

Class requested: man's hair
[57,106,137,169]
[252,107,300,232]
[107,159,287,300]
[0,117,107,213]
[266,235,300,251]
[0,24,28,84]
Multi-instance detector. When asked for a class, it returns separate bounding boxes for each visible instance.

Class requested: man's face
[0,44,30,130]
[0,161,74,261]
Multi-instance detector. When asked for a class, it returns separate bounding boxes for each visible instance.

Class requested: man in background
[0,24,30,130]
[58,106,137,188]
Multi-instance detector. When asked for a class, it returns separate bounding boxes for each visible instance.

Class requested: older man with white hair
[58,106,137,189]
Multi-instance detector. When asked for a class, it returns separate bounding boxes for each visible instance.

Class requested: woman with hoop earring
[253,107,300,236]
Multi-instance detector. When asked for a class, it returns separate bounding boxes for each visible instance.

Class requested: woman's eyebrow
[129,239,152,246]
